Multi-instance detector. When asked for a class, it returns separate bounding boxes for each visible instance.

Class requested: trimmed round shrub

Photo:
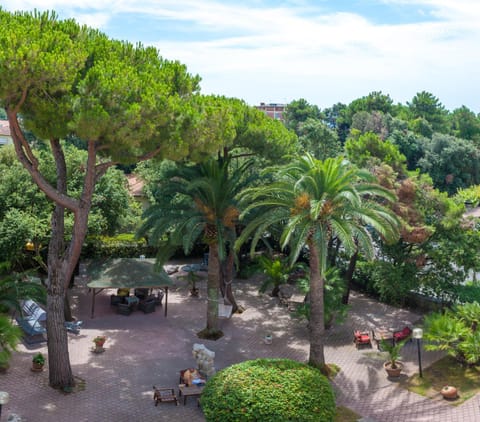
[200,358,335,422]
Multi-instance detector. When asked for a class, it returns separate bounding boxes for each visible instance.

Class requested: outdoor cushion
[393,326,412,341]
[117,288,130,297]
[354,331,371,343]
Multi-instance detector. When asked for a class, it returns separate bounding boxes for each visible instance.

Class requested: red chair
[393,326,412,343]
[353,330,372,349]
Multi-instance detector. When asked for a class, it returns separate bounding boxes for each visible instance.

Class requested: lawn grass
[334,405,360,421]
[402,355,480,405]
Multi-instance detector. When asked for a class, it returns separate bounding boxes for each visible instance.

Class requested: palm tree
[0,315,22,370]
[237,154,400,371]
[139,158,252,339]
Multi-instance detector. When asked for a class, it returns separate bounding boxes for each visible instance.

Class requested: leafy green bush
[295,267,348,329]
[200,358,335,422]
[424,302,480,365]
[354,260,417,305]
[0,315,22,369]
[256,255,291,296]
[82,234,156,258]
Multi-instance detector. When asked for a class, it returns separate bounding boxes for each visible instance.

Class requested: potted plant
[381,339,406,377]
[31,352,45,372]
[93,335,106,350]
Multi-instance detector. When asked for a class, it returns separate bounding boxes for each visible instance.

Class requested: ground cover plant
[423,302,480,365]
[200,358,336,422]
[334,406,361,421]
[403,355,480,405]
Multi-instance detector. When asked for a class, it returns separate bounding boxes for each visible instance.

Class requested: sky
[3,0,480,112]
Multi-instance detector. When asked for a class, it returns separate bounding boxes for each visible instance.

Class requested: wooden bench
[15,299,47,344]
[153,386,178,406]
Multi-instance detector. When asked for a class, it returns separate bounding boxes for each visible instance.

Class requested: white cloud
[3,0,480,110]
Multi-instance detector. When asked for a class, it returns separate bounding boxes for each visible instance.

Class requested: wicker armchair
[117,302,133,316]
[138,297,156,314]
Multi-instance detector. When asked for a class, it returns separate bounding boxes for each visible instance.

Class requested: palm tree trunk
[342,249,358,305]
[307,240,327,373]
[220,248,238,313]
[198,243,223,340]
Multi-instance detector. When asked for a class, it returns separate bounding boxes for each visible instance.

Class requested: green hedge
[81,234,156,258]
[200,358,335,422]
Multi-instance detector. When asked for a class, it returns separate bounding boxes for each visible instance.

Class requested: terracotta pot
[31,362,44,372]
[384,361,403,377]
[441,386,458,399]
[94,339,106,348]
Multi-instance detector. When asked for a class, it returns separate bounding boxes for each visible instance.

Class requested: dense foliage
[200,358,336,422]
[424,302,480,365]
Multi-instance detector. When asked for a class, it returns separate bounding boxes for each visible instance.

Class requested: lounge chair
[353,330,372,349]
[393,326,412,343]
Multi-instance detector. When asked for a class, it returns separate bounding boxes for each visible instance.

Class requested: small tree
[381,339,407,370]
[256,255,291,297]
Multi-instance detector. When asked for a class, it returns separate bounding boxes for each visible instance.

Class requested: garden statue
[193,343,216,377]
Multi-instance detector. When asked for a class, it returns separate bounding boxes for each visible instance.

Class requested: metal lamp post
[0,391,9,420]
[412,328,423,378]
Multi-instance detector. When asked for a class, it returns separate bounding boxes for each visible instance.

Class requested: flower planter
[441,386,458,400]
[31,362,44,372]
[93,336,106,352]
[31,353,45,372]
[93,337,106,348]
[384,361,403,378]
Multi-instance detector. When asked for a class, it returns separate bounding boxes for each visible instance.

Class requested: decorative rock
[193,343,216,377]
[7,414,24,422]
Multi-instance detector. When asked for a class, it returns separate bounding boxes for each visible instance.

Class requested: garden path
[2,264,478,421]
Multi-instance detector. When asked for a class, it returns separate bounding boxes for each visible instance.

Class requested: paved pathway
[2,266,480,421]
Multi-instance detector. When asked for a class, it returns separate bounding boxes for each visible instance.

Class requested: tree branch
[7,111,78,211]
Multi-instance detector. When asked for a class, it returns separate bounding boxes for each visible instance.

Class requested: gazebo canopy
[86,258,174,318]
[87,258,173,289]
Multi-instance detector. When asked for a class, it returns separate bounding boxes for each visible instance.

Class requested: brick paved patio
[2,265,480,421]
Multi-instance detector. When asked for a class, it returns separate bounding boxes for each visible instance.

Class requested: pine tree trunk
[8,114,111,390]
[44,139,96,389]
[307,240,327,373]
[46,198,74,389]
[46,260,74,389]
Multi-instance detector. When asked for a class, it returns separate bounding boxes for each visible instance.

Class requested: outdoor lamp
[0,391,9,419]
[412,328,423,378]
